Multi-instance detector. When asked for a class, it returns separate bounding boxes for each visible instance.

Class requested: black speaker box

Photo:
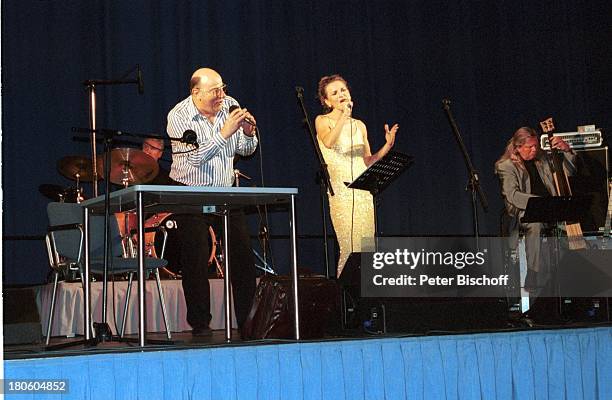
[557,249,612,297]
[343,296,509,334]
[558,249,611,322]
[561,297,610,322]
[527,248,612,323]
[242,275,341,340]
[3,286,43,345]
[570,147,609,233]
[339,253,509,333]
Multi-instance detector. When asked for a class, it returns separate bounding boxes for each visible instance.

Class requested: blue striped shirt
[167,95,258,186]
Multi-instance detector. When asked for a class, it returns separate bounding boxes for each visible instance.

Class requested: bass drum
[145,213,223,279]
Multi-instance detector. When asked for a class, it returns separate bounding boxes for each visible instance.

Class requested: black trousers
[165,211,256,330]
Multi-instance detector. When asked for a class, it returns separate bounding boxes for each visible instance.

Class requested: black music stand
[520,195,592,321]
[346,151,413,195]
[521,195,591,224]
[346,151,414,240]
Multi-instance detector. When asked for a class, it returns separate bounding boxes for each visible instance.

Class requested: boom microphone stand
[442,99,489,247]
[295,86,334,278]
[73,127,185,343]
[83,64,144,197]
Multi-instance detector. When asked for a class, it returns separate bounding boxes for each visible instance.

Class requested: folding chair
[44,202,172,344]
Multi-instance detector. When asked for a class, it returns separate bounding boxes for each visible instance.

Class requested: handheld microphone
[181,129,199,148]
[228,105,256,127]
[136,65,144,95]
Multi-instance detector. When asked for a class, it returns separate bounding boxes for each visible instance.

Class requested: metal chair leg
[77,275,96,339]
[45,272,60,345]
[154,269,172,339]
[120,272,135,338]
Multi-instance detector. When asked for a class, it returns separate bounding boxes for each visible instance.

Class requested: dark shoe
[191,326,212,336]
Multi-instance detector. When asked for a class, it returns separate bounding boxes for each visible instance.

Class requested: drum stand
[253,248,276,275]
[72,173,85,204]
[119,174,135,257]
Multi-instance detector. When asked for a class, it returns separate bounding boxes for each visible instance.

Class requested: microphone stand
[73,127,197,147]
[73,127,166,141]
[442,99,489,247]
[83,64,143,197]
[295,87,333,278]
[73,127,169,343]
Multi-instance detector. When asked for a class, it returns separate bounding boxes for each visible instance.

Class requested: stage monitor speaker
[571,146,609,233]
[338,253,509,333]
[242,275,341,340]
[557,249,612,297]
[338,252,362,289]
[3,286,43,345]
[344,296,509,334]
[528,248,612,323]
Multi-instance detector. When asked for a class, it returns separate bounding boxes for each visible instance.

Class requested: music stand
[346,150,414,240]
[521,195,591,224]
[346,151,413,195]
[520,195,592,320]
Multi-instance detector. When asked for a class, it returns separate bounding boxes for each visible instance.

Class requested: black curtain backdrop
[2,0,611,284]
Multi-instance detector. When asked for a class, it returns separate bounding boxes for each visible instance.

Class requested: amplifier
[540,130,603,150]
[570,147,609,233]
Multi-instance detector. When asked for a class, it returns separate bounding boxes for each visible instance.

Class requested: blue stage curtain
[4,1,612,285]
[4,327,611,399]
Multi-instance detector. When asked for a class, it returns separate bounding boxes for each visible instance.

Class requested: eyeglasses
[202,84,228,97]
[143,142,163,152]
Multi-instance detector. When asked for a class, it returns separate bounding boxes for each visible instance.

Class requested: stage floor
[4,276,611,361]
[5,318,612,361]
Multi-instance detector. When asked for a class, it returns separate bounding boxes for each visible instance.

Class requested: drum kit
[40,147,160,202]
[97,147,159,188]
[40,147,224,279]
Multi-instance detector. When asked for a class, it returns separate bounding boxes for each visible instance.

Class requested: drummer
[141,138,171,185]
[114,140,169,238]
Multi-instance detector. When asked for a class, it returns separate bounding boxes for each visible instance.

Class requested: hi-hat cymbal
[38,184,86,203]
[57,156,97,181]
[38,184,65,201]
[97,148,159,186]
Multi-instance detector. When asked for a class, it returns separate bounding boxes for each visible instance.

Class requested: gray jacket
[496,152,576,240]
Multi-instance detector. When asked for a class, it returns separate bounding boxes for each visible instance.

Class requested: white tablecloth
[36,279,236,337]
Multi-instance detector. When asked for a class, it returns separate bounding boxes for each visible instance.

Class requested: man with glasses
[142,138,171,185]
[166,67,258,337]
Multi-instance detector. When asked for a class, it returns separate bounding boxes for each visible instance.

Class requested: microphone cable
[171,145,199,155]
[252,124,277,272]
[349,115,356,260]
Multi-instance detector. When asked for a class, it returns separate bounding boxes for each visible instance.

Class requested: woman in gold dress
[315,75,399,276]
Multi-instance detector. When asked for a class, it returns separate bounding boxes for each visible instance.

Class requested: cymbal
[97,148,159,185]
[38,184,65,201]
[38,184,86,203]
[57,156,97,181]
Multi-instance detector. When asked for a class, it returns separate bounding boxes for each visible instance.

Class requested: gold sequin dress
[318,116,374,276]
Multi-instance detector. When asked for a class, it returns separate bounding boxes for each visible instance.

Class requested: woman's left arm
[363,122,399,167]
